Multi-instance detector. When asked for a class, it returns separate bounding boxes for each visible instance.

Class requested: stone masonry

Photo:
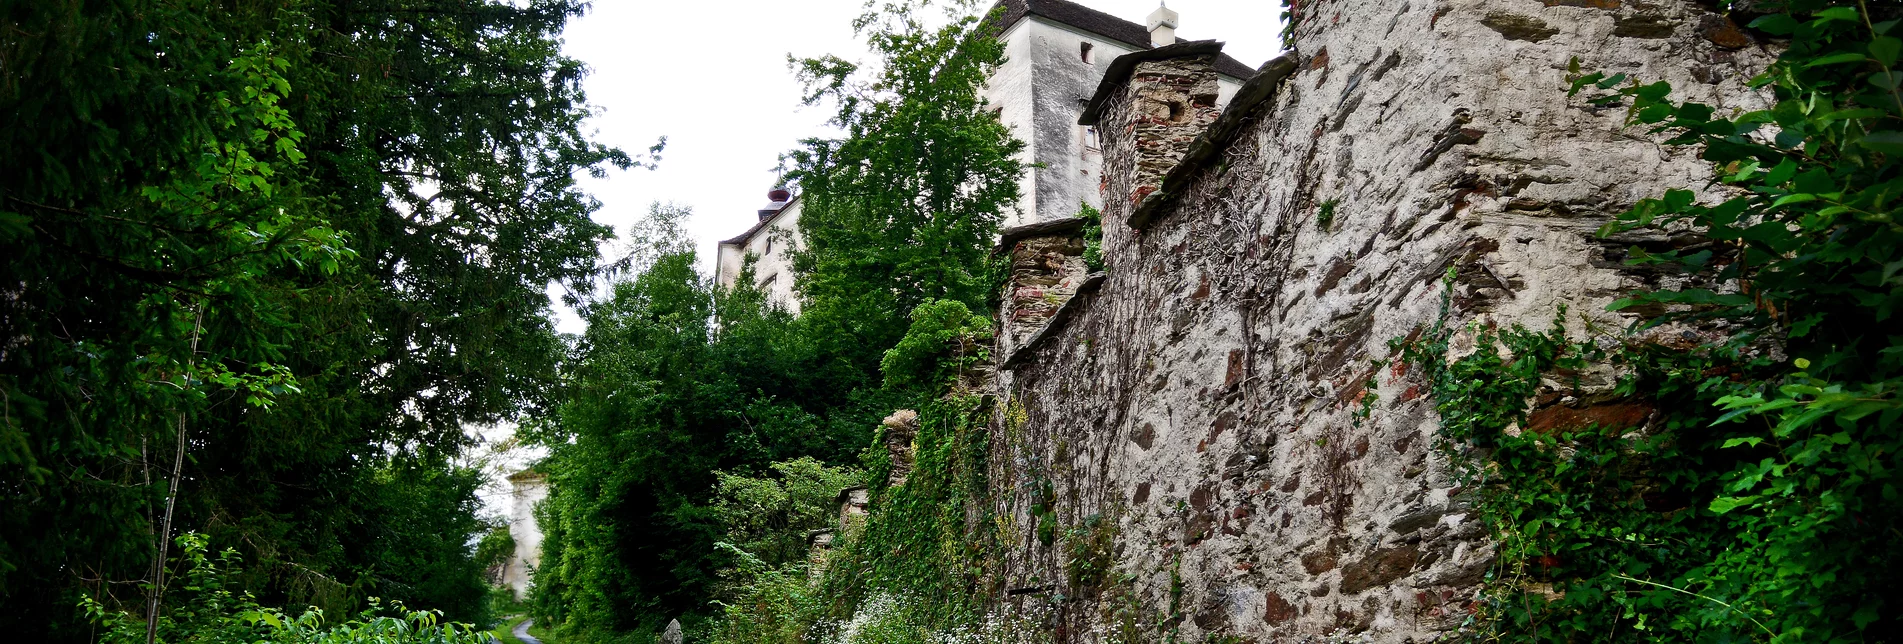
[983,1,1772,641]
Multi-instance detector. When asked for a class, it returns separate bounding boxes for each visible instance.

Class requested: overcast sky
[545,0,1282,334]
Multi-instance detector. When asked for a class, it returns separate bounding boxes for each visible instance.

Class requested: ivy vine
[1396,2,1902,641]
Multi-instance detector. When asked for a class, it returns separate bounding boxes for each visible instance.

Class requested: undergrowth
[1395,2,1902,641]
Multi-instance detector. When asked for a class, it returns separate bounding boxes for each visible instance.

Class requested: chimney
[1146,3,1178,48]
[1079,44,1221,233]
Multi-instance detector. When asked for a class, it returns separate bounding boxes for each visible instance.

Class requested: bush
[83,534,491,644]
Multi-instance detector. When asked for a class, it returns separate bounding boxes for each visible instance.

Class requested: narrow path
[513,618,542,644]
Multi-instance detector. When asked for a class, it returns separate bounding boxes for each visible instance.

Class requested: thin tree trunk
[145,306,202,644]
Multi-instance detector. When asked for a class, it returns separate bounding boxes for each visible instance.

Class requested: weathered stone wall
[985,0,1771,640]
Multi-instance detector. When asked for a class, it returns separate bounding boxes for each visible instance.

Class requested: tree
[0,0,631,638]
[783,0,1024,373]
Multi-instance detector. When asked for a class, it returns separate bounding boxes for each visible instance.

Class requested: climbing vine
[1396,2,1902,641]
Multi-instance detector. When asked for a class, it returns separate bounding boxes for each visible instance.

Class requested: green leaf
[1793,168,1835,194]
[1858,131,1903,155]
[1749,13,1799,35]
[1722,437,1764,448]
[1663,188,1696,211]
[1814,7,1860,22]
[1819,108,1888,123]
[1708,496,1760,514]
[1872,37,1902,67]
[1764,157,1799,186]
[1882,259,1903,284]
[1607,297,1643,311]
[0,210,28,240]
[1634,81,1672,101]
[1804,52,1869,67]
[1772,193,1818,207]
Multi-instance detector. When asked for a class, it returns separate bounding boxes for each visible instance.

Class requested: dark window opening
[1080,41,1094,63]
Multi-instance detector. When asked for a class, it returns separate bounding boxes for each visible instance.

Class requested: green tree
[522,1,1026,638]
[526,209,868,640]
[1,0,631,638]
[1569,2,1903,637]
[710,457,862,571]
[783,0,1024,373]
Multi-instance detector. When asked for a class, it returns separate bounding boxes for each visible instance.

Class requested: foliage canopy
[1,0,630,638]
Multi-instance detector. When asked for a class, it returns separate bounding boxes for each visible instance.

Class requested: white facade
[713,194,803,313]
[712,0,1254,296]
[982,4,1247,228]
[501,469,548,600]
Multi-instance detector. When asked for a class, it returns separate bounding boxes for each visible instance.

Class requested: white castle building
[501,468,549,599]
[714,0,1258,308]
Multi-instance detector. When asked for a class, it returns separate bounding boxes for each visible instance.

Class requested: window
[1082,125,1101,153]
[764,234,773,255]
[760,273,777,291]
[1080,41,1094,63]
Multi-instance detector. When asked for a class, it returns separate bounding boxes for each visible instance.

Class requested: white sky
[545,0,1283,334]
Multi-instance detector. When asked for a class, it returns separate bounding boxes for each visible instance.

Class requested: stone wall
[983,0,1771,640]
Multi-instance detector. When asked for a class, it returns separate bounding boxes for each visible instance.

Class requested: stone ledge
[993,216,1089,256]
[1001,271,1106,371]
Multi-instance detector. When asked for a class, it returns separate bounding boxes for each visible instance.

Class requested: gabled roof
[719,193,800,246]
[986,0,1258,80]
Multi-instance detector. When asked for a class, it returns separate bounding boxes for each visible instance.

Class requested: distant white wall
[713,199,803,313]
[502,471,548,600]
[985,17,1244,229]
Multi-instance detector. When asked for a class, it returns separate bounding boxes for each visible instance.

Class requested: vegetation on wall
[1394,2,1902,640]
[706,301,1008,644]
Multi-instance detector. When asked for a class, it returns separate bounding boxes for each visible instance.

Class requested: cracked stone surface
[982,0,1772,640]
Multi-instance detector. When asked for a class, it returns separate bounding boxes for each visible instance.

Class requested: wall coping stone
[1079,39,1227,126]
[994,216,1089,256]
[1001,271,1106,371]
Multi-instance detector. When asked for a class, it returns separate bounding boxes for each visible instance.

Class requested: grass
[526,619,558,643]
[489,614,529,644]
